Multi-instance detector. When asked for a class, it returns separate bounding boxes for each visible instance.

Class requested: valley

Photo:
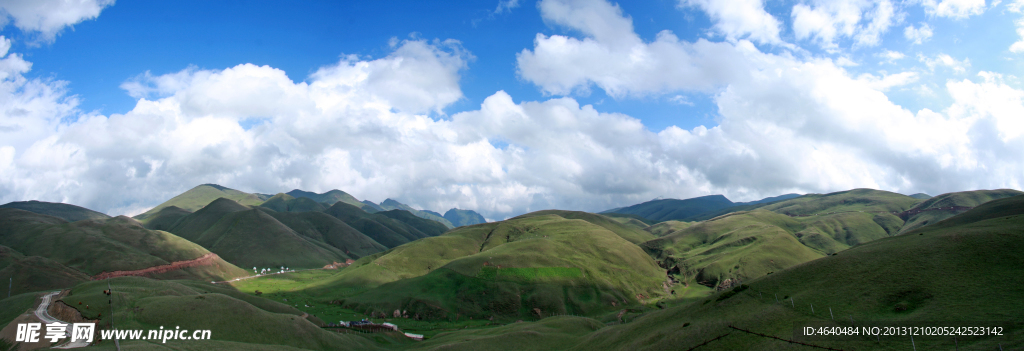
[1,185,1021,350]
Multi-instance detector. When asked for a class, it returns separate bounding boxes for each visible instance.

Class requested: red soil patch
[91,253,219,280]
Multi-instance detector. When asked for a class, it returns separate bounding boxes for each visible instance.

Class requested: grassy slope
[138,205,192,231]
[168,199,348,269]
[314,212,665,321]
[61,277,381,350]
[898,189,1024,234]
[443,208,488,227]
[560,195,1024,350]
[379,199,455,229]
[0,209,246,280]
[0,245,90,296]
[259,193,327,213]
[134,184,264,221]
[759,188,921,215]
[323,202,431,248]
[376,209,450,237]
[604,195,735,222]
[287,189,364,208]
[0,200,110,222]
[264,210,387,259]
[512,210,656,244]
[644,220,692,237]
[643,210,823,288]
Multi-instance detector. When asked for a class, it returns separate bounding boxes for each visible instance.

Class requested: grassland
[284,211,666,322]
[134,184,265,221]
[0,208,247,280]
[643,220,691,237]
[57,276,383,350]
[898,189,1023,234]
[0,200,111,222]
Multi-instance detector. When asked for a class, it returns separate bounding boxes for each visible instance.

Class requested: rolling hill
[603,195,735,222]
[323,201,437,248]
[313,210,667,320]
[166,198,351,269]
[134,184,265,221]
[897,189,1023,234]
[137,205,192,231]
[377,199,456,229]
[259,193,328,213]
[0,208,247,281]
[286,189,367,209]
[444,208,487,227]
[561,194,1024,350]
[0,200,110,222]
[262,210,387,259]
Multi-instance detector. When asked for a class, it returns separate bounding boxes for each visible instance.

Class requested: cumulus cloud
[919,53,971,73]
[904,23,934,44]
[791,0,899,50]
[0,0,114,42]
[918,0,987,18]
[1009,1,1024,52]
[680,0,784,45]
[877,49,907,64]
[1,0,1022,221]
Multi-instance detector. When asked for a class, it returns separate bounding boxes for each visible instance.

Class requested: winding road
[34,291,91,349]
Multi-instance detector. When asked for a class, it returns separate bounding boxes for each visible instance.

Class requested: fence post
[810,303,814,314]
[829,307,834,321]
[775,294,778,304]
[790,298,794,308]
[911,335,916,351]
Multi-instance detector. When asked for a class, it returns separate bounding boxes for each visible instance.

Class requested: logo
[15,323,94,343]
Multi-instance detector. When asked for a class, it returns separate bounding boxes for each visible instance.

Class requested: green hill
[601,213,655,229]
[315,211,667,320]
[262,210,387,259]
[323,202,434,248]
[0,200,110,222]
[0,208,247,280]
[642,210,823,289]
[259,193,328,213]
[0,245,90,296]
[167,199,349,269]
[377,209,450,237]
[512,210,656,244]
[135,184,265,221]
[137,205,192,231]
[59,277,380,350]
[444,208,488,227]
[643,220,692,237]
[561,194,1024,350]
[898,189,1023,234]
[758,188,921,215]
[286,189,367,209]
[908,192,932,199]
[379,199,455,229]
[603,195,735,222]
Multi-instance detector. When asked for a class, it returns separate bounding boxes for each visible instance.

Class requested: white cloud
[1009,2,1024,52]
[877,49,907,63]
[1,0,1023,221]
[0,0,115,42]
[904,23,934,44]
[918,0,987,18]
[791,0,900,50]
[680,0,784,45]
[919,53,971,73]
[495,0,520,14]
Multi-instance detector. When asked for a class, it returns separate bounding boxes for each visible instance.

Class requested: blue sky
[0,0,1022,220]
